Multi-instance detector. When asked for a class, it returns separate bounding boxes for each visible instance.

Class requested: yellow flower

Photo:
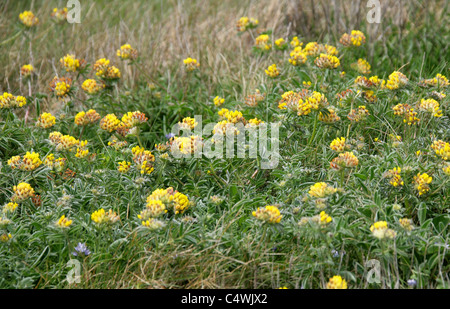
[418,98,442,118]
[213,96,225,107]
[370,221,396,239]
[236,17,258,32]
[56,215,72,228]
[290,36,303,48]
[352,58,371,74]
[60,54,81,72]
[386,167,404,187]
[330,137,347,153]
[308,182,337,198]
[340,30,365,47]
[100,114,121,132]
[265,64,280,78]
[252,205,282,224]
[12,183,35,202]
[141,218,166,230]
[255,34,271,50]
[314,53,340,69]
[443,164,450,176]
[3,202,19,214]
[413,173,432,195]
[82,79,104,94]
[116,43,138,61]
[347,106,370,122]
[20,64,34,78]
[139,200,167,219]
[0,233,12,243]
[183,57,200,71]
[93,58,121,80]
[36,112,56,129]
[319,108,341,123]
[22,151,42,171]
[386,71,408,90]
[19,11,39,27]
[0,92,27,109]
[178,117,198,130]
[431,140,450,161]
[50,77,72,98]
[399,218,414,231]
[419,73,449,88]
[91,209,119,225]
[327,276,347,289]
[289,47,307,66]
[393,103,420,125]
[330,151,359,170]
[117,161,131,173]
[75,109,101,126]
[51,7,68,22]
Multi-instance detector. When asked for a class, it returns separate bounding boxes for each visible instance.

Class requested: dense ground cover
[0,0,449,289]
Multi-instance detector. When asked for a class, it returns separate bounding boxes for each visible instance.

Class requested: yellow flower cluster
[418,98,442,118]
[139,200,167,220]
[146,187,192,215]
[386,167,404,187]
[413,173,432,195]
[327,276,347,289]
[141,218,166,230]
[19,11,39,27]
[314,53,340,69]
[117,43,138,61]
[244,90,265,107]
[274,38,286,50]
[117,161,131,173]
[386,71,408,90]
[20,64,34,78]
[399,218,414,231]
[91,209,120,225]
[319,108,341,123]
[93,58,121,80]
[308,182,337,198]
[330,137,347,152]
[255,34,271,50]
[44,153,66,171]
[236,17,258,32]
[218,108,245,124]
[245,118,264,128]
[183,57,200,71]
[100,114,121,132]
[170,135,203,155]
[82,79,104,94]
[347,106,370,122]
[132,146,156,174]
[252,205,282,224]
[289,47,307,66]
[290,36,302,48]
[12,182,35,202]
[352,58,371,74]
[3,202,19,214]
[443,164,450,176]
[370,221,396,239]
[8,152,42,171]
[56,215,73,228]
[431,140,450,161]
[393,103,420,125]
[340,30,366,47]
[0,233,12,243]
[50,77,72,98]
[36,112,56,129]
[178,117,198,130]
[75,140,89,159]
[51,7,68,22]
[330,151,359,170]
[419,73,449,88]
[214,96,225,106]
[60,54,81,72]
[75,109,101,126]
[265,64,280,78]
[0,92,27,109]
[212,120,240,136]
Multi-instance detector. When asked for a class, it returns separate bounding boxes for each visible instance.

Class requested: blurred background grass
[0,0,448,108]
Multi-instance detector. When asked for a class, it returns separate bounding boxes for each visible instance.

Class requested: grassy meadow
[0,0,449,289]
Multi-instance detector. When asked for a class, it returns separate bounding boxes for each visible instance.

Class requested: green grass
[0,0,449,289]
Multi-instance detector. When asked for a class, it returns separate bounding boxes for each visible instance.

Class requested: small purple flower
[165,133,175,139]
[407,279,417,287]
[72,242,91,257]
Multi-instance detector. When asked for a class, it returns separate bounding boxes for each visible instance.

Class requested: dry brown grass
[1,0,447,112]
